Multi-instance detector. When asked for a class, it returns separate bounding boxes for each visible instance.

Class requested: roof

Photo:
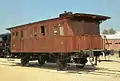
[72,13,110,20]
[6,17,59,30]
[59,12,110,20]
[7,12,111,30]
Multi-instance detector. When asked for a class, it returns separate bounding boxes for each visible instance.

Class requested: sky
[0,0,119,33]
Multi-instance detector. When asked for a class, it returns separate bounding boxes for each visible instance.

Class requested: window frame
[46,26,49,35]
[16,31,19,39]
[12,32,15,39]
[40,26,45,36]
[20,30,24,38]
[53,24,59,36]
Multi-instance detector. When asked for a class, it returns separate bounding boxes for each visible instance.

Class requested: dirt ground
[0,54,120,81]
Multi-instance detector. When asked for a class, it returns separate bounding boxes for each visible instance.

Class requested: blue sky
[0,0,119,33]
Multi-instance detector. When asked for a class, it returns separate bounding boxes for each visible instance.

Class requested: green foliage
[102,28,116,34]
[109,28,116,34]
[102,29,109,34]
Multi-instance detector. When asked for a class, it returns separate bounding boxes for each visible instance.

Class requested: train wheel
[38,56,46,66]
[75,57,87,68]
[4,47,10,58]
[21,55,29,66]
[56,59,68,71]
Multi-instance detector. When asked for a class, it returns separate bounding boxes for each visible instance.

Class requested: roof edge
[7,12,111,30]
[6,17,59,30]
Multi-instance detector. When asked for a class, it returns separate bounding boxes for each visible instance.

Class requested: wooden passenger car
[0,33,10,57]
[7,12,110,70]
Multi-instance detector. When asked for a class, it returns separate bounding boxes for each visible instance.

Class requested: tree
[102,28,116,34]
[102,29,109,34]
[109,28,116,34]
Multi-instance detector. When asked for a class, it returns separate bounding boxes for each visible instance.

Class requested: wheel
[56,59,68,71]
[38,56,46,66]
[75,57,87,68]
[21,55,29,66]
[3,46,10,58]
[0,55,4,58]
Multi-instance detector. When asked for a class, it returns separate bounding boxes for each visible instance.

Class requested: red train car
[7,12,110,70]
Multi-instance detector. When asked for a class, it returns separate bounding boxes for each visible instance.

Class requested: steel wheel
[38,56,46,66]
[21,55,29,66]
[56,59,68,71]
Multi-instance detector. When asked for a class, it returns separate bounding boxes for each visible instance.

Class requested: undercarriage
[19,50,103,70]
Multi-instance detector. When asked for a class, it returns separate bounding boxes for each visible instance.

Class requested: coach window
[34,27,37,36]
[30,29,33,38]
[21,31,24,38]
[46,26,49,35]
[16,32,18,39]
[12,32,15,39]
[53,24,59,36]
[59,23,64,36]
[41,26,45,36]
[115,42,120,44]
[96,21,100,34]
[106,43,112,44]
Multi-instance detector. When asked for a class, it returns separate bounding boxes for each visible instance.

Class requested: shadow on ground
[0,58,118,77]
[7,61,120,77]
[9,61,97,72]
[99,60,120,63]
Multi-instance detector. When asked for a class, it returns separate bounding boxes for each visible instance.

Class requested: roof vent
[59,11,72,18]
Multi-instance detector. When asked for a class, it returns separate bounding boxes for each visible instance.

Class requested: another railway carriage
[0,33,10,57]
[7,12,110,70]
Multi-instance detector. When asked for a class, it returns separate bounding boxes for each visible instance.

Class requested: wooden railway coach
[7,12,110,70]
[0,33,10,57]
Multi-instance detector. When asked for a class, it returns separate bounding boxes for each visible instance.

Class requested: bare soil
[0,54,120,81]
